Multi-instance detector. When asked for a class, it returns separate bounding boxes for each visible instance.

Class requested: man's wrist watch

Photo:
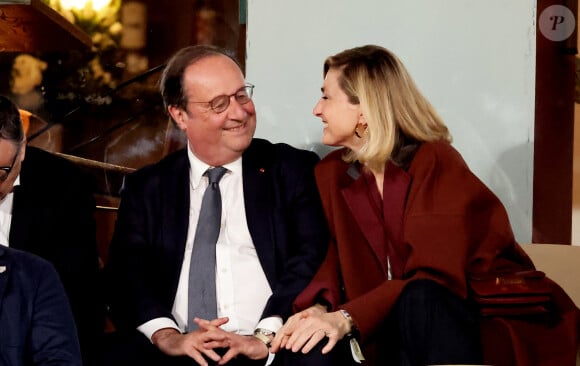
[253,328,275,348]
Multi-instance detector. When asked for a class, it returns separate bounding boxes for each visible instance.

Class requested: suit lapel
[161,151,191,282]
[242,141,276,283]
[341,165,389,275]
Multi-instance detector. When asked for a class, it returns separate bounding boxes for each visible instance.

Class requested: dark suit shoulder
[0,245,56,274]
[246,138,320,168]
[24,146,84,176]
[128,149,187,179]
[21,146,94,192]
[122,149,187,187]
[119,149,189,206]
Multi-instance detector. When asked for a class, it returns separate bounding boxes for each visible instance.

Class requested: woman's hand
[271,304,352,355]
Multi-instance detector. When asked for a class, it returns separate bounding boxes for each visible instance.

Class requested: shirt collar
[0,174,21,205]
[186,143,241,189]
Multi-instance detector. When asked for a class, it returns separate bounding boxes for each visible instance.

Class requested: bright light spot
[58,0,112,11]
[92,0,112,11]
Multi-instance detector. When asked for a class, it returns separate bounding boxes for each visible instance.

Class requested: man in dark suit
[105,45,328,366]
[0,245,82,366]
[0,95,104,365]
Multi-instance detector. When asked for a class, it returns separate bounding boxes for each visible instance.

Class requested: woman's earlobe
[358,113,367,126]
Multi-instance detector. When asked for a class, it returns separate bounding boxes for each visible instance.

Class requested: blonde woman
[271,45,579,366]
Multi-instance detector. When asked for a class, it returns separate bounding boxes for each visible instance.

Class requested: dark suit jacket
[9,146,103,361]
[0,245,82,366]
[106,138,328,331]
[295,141,579,365]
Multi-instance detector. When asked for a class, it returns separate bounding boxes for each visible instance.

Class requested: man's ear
[168,105,186,130]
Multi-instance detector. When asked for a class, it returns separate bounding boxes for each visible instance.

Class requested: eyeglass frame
[0,142,22,183]
[187,84,255,113]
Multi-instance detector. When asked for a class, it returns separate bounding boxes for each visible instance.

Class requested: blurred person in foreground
[0,245,82,366]
[0,95,103,365]
[270,44,579,366]
[105,45,328,366]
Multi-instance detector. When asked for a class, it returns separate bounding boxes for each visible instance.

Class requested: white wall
[246,0,536,243]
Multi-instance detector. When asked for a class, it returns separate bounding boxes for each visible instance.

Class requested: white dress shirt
[0,175,19,247]
[138,147,282,340]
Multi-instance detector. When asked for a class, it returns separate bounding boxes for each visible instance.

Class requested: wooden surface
[0,0,91,52]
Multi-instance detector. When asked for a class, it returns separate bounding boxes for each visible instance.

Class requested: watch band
[339,309,365,362]
[253,328,275,348]
[339,309,355,333]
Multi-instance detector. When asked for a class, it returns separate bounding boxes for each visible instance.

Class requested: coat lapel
[382,161,411,278]
[340,161,411,277]
[341,165,389,275]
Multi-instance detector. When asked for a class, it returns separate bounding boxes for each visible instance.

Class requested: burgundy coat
[295,141,579,365]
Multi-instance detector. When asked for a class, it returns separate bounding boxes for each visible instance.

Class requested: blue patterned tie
[187,166,227,332]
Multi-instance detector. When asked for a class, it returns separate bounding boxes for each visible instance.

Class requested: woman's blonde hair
[323,45,451,171]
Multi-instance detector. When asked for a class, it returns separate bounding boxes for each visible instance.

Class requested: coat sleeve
[293,238,342,312]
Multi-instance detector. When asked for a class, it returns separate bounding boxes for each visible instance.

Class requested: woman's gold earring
[354,123,368,139]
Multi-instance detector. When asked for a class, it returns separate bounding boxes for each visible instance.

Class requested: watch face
[255,328,274,336]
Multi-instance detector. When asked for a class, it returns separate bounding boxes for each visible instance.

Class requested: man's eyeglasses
[188,84,254,113]
[0,145,21,183]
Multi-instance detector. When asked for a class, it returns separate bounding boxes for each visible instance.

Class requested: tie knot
[205,166,227,185]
